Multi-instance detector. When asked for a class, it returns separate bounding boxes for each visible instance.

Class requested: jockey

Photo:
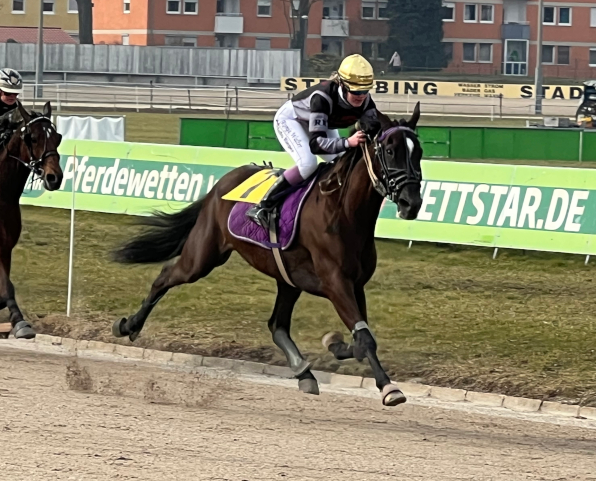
[247,54,379,226]
[0,68,22,116]
[0,68,23,146]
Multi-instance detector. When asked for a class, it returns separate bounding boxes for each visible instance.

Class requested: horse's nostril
[398,198,411,210]
[45,174,57,184]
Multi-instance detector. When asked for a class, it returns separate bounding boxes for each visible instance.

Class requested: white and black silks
[274,80,379,180]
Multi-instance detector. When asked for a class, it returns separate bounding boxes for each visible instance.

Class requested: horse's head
[16,101,63,191]
[363,103,423,220]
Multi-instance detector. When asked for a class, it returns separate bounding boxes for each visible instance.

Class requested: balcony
[321,18,349,37]
[501,23,530,40]
[214,13,244,35]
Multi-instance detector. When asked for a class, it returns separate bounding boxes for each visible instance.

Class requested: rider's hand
[347,131,367,148]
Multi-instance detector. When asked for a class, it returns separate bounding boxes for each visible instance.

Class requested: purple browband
[378,126,416,142]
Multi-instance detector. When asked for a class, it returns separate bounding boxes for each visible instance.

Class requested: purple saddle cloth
[228,173,318,250]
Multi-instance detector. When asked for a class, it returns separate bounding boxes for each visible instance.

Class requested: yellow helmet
[337,54,374,92]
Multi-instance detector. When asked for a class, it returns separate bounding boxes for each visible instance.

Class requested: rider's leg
[247,102,318,225]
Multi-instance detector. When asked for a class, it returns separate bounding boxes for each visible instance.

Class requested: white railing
[17,82,580,119]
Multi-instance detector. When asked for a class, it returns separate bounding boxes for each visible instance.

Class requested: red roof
[0,27,77,44]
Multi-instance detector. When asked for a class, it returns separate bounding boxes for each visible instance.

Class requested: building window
[362,1,375,19]
[184,0,198,13]
[165,36,196,46]
[442,2,455,22]
[12,0,24,13]
[480,5,494,23]
[557,46,569,65]
[543,7,555,25]
[122,34,130,45]
[124,0,130,13]
[444,42,453,62]
[592,8,596,27]
[255,37,271,49]
[542,45,554,64]
[464,4,477,22]
[463,43,476,62]
[543,6,555,24]
[558,7,571,26]
[43,0,54,13]
[167,0,181,13]
[68,0,78,12]
[377,43,390,60]
[257,0,271,17]
[378,1,388,19]
[590,49,596,67]
[361,41,373,59]
[478,43,492,62]
[290,0,299,17]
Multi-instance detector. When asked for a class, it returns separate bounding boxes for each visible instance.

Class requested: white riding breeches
[274,100,340,180]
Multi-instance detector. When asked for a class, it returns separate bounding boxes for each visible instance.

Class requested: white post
[579,130,584,162]
[491,105,494,121]
[408,240,413,249]
[492,247,499,259]
[585,255,590,265]
[66,147,77,318]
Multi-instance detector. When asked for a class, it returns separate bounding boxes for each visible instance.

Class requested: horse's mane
[0,108,44,150]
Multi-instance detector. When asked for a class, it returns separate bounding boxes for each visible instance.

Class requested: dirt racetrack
[1,346,596,481]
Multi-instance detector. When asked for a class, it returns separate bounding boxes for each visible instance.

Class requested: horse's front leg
[321,270,405,406]
[0,252,35,339]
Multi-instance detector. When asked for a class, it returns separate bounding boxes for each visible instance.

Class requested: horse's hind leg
[113,230,231,342]
[269,282,319,395]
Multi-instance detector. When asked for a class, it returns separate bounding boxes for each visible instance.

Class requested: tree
[76,0,94,44]
[279,0,321,60]
[385,0,446,70]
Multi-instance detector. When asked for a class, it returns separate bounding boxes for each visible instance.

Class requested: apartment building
[443,0,596,78]
[92,0,389,58]
[0,0,79,39]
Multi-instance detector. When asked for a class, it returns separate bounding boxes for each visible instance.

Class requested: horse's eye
[386,149,392,155]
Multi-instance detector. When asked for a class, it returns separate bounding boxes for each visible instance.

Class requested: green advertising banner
[21,140,596,256]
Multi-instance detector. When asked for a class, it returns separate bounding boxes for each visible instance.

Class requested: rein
[7,116,59,179]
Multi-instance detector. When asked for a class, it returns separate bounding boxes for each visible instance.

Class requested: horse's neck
[0,139,30,203]
[344,157,384,229]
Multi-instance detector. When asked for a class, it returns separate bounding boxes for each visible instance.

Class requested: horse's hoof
[291,359,312,377]
[129,330,140,342]
[112,318,127,338]
[382,384,407,407]
[12,321,36,340]
[322,331,344,349]
[298,378,320,395]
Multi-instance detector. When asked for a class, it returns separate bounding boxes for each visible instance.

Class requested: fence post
[57,83,61,112]
[187,89,192,110]
[235,86,239,113]
[579,129,584,162]
[150,80,153,109]
[135,86,139,112]
[491,105,494,122]
[499,94,503,118]
[225,84,229,113]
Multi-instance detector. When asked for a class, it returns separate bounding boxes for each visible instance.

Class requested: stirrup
[246,204,272,228]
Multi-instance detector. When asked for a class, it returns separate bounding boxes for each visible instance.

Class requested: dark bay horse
[0,101,63,338]
[113,104,423,406]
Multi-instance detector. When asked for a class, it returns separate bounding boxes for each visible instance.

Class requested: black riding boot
[246,175,290,227]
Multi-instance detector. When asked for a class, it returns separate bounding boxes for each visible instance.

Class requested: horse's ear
[43,101,52,118]
[17,101,30,123]
[407,102,421,129]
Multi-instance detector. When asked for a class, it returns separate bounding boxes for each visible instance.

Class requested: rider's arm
[307,93,349,155]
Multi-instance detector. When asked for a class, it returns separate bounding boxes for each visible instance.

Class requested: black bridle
[8,116,59,179]
[370,125,422,202]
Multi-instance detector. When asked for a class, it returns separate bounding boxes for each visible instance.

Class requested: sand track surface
[1,347,595,481]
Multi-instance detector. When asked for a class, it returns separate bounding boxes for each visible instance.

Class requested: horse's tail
[113,199,205,264]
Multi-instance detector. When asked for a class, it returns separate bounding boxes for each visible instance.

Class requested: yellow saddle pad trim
[222,169,282,204]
